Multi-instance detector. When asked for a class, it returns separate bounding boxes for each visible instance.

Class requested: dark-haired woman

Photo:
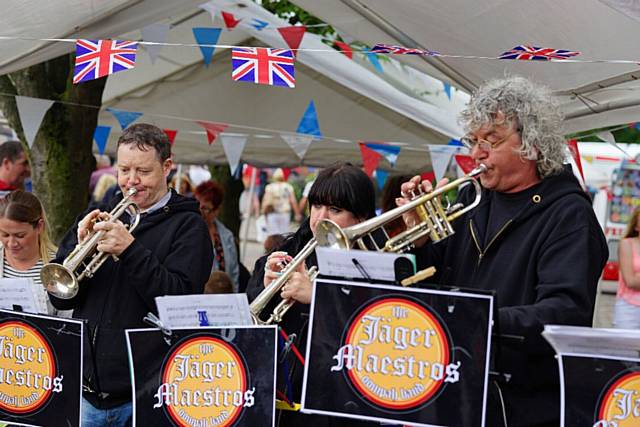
[247,162,377,427]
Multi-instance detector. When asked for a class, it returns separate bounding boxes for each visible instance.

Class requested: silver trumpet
[41,188,141,299]
[249,238,318,325]
[316,164,487,252]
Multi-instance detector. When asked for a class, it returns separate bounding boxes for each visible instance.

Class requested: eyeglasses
[461,130,517,152]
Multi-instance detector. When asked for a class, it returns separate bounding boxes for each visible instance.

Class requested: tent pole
[241,166,258,265]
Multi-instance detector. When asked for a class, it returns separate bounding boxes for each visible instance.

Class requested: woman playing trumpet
[246,162,376,426]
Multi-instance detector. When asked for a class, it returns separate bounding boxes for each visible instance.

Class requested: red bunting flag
[277,26,307,56]
[196,121,228,145]
[454,154,476,174]
[420,171,436,183]
[282,167,291,182]
[333,41,353,59]
[359,143,382,177]
[566,139,585,183]
[163,129,177,145]
[221,11,241,30]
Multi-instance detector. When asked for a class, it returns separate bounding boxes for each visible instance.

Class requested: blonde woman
[0,190,68,316]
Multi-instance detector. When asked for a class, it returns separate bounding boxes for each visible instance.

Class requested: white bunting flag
[596,130,632,158]
[219,133,247,175]
[141,23,171,64]
[198,1,217,22]
[428,145,460,181]
[281,133,314,160]
[15,96,55,148]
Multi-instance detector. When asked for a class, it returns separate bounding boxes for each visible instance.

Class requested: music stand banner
[0,309,83,427]
[126,326,277,427]
[301,279,493,427]
[543,325,640,427]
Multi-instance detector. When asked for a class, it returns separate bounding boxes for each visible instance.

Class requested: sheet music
[155,294,252,328]
[315,247,416,281]
[0,278,40,313]
[543,325,640,358]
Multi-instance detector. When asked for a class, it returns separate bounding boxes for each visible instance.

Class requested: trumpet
[316,164,487,252]
[249,238,318,325]
[41,188,141,299]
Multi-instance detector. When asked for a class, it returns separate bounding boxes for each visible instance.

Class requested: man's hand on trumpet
[93,219,135,256]
[396,176,450,248]
[77,209,110,243]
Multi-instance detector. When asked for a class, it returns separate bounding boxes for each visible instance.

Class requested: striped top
[2,258,50,314]
[2,257,72,317]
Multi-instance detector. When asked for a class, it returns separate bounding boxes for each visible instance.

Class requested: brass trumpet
[315,164,487,252]
[249,238,318,325]
[41,188,141,299]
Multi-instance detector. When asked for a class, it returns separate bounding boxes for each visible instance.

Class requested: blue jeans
[82,398,132,427]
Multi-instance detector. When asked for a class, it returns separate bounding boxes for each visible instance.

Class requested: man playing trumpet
[49,123,213,427]
[398,76,607,427]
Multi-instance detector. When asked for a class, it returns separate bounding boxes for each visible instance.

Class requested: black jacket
[50,190,213,407]
[417,168,608,426]
[247,222,374,427]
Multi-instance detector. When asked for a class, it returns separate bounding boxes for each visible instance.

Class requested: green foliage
[256,0,336,37]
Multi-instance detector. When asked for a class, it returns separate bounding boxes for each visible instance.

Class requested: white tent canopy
[97,0,468,169]
[291,0,640,134]
[0,0,471,171]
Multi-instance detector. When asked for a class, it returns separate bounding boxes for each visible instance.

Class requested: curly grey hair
[459,76,566,178]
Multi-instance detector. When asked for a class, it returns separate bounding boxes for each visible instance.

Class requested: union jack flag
[231,47,295,88]
[371,43,439,56]
[73,39,138,84]
[498,45,580,61]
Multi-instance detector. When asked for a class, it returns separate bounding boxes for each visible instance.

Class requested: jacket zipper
[469,219,512,266]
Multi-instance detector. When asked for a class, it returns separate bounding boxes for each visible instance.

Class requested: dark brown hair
[117,123,171,162]
[195,181,225,210]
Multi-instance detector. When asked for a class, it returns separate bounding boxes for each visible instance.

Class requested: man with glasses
[399,76,607,426]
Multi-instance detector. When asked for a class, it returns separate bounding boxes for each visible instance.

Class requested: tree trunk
[0,54,107,242]
[209,165,244,241]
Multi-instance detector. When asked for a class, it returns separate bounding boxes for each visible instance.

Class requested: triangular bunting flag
[163,129,177,146]
[221,11,241,30]
[375,169,389,189]
[278,26,307,55]
[198,1,216,22]
[443,82,452,100]
[363,142,400,168]
[297,101,322,137]
[333,41,353,59]
[448,138,463,146]
[454,154,476,174]
[566,139,585,183]
[105,108,143,130]
[365,50,384,73]
[281,134,314,159]
[196,121,228,144]
[251,19,269,31]
[219,133,248,175]
[15,96,55,148]
[93,125,111,155]
[429,145,458,180]
[596,130,632,158]
[192,28,222,67]
[359,143,382,177]
[282,168,291,182]
[141,23,170,64]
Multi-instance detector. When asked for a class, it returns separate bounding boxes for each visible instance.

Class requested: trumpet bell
[40,263,79,299]
[315,219,349,249]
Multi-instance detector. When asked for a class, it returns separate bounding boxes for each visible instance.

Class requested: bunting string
[0,35,639,65]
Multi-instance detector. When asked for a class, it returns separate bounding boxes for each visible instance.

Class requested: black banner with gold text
[301,279,493,426]
[0,309,83,427]
[126,325,276,427]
